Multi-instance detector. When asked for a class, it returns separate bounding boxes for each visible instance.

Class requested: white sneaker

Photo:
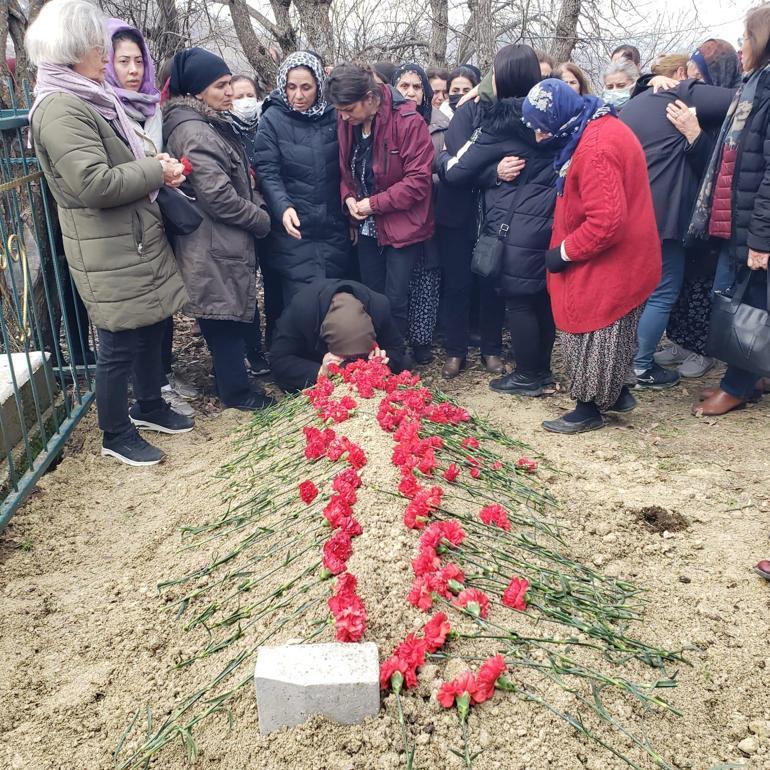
[161,385,196,416]
[678,353,715,378]
[166,371,199,399]
[653,342,691,366]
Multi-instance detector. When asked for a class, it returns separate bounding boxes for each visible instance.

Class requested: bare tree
[549,0,581,63]
[429,0,448,65]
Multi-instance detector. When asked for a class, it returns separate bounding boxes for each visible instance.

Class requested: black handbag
[471,223,508,279]
[707,268,770,377]
[156,186,203,236]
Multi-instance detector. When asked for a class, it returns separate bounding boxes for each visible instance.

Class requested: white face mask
[602,88,631,108]
[232,96,260,122]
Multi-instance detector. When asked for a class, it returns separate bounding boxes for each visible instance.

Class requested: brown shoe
[482,355,505,375]
[700,383,762,402]
[442,356,466,379]
[692,389,746,416]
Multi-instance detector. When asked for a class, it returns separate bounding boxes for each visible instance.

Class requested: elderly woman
[602,59,640,109]
[327,63,435,342]
[254,52,350,305]
[392,62,449,363]
[690,5,770,416]
[522,78,661,433]
[163,48,272,411]
[26,0,191,466]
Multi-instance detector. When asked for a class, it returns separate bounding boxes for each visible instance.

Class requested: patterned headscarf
[522,78,616,194]
[391,62,434,123]
[275,51,328,118]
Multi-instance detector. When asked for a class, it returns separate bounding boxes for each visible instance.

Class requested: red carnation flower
[335,467,362,489]
[420,520,466,550]
[437,671,477,709]
[331,594,366,642]
[502,576,529,611]
[398,471,421,499]
[461,436,479,449]
[299,480,318,504]
[179,155,193,176]
[470,467,481,479]
[453,588,490,618]
[322,531,353,574]
[412,545,441,577]
[443,463,460,482]
[479,503,511,532]
[491,460,503,471]
[332,477,357,506]
[423,611,451,653]
[347,444,367,469]
[516,457,538,473]
[473,654,506,703]
[407,575,435,611]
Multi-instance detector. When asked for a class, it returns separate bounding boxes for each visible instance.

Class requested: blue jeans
[634,239,686,370]
[713,247,768,399]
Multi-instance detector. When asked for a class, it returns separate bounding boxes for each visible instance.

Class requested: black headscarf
[169,47,231,97]
[391,62,433,123]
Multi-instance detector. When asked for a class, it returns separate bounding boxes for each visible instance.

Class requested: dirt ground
[1,340,769,770]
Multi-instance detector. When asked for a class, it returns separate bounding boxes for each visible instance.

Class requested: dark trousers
[96,320,165,436]
[507,290,556,375]
[261,264,284,349]
[160,316,173,387]
[357,235,418,339]
[197,318,253,406]
[438,226,503,357]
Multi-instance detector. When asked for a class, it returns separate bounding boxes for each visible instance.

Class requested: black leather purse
[707,268,770,377]
[471,223,508,279]
[156,186,203,237]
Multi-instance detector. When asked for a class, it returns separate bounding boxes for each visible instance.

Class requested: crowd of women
[21,0,770,465]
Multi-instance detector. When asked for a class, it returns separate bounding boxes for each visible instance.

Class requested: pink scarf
[30,63,157,200]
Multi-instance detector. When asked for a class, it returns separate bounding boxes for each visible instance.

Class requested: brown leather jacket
[163,97,270,322]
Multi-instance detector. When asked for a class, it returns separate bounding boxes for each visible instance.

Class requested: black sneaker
[225,392,275,411]
[412,345,434,365]
[247,353,271,376]
[634,363,680,390]
[489,371,544,397]
[606,386,637,413]
[101,430,165,466]
[129,401,195,434]
[538,369,556,387]
[542,414,605,434]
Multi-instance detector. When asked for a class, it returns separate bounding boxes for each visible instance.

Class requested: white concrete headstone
[254,642,380,734]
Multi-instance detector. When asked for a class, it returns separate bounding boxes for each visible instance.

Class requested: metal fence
[0,82,96,530]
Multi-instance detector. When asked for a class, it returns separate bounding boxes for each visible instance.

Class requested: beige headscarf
[320,293,376,357]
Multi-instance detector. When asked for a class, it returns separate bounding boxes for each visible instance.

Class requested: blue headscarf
[522,78,616,194]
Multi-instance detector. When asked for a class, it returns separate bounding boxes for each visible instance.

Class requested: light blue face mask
[602,88,631,108]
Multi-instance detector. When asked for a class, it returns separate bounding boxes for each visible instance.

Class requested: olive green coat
[163,97,271,322]
[30,93,186,332]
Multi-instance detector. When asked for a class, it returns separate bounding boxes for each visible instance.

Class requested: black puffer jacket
[270,279,406,391]
[731,66,770,264]
[438,98,557,296]
[255,96,349,290]
[621,80,734,241]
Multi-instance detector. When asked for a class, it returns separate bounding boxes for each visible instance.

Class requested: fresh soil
[1,338,769,770]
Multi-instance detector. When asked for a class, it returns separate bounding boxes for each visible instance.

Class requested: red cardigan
[548,116,662,334]
[338,85,435,248]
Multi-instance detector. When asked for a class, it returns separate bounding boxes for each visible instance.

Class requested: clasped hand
[155,153,186,188]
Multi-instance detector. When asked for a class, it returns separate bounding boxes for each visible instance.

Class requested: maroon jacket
[338,85,435,248]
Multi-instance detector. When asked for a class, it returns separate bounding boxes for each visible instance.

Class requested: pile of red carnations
[301,359,536,729]
[299,402,370,641]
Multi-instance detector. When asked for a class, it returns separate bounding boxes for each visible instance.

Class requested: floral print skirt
[559,305,643,411]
